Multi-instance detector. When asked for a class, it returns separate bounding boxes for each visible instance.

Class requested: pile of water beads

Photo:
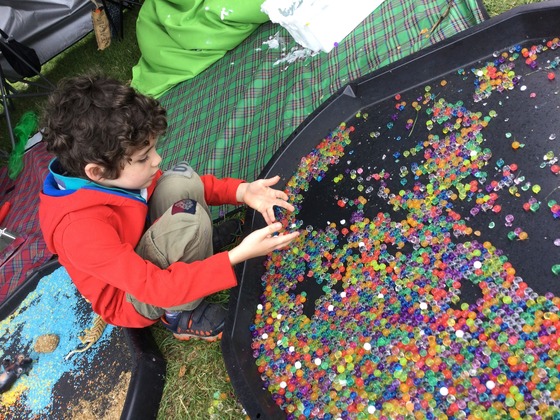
[251,38,560,419]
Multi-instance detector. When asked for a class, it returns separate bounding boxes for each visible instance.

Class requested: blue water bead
[514,371,526,380]
[540,353,551,362]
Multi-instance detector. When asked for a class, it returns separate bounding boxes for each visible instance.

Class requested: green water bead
[545,151,555,160]
[552,264,560,276]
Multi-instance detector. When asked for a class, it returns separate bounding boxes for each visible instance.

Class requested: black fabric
[212,218,243,252]
[0,28,41,78]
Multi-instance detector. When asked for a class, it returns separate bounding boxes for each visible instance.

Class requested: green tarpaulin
[132,0,269,97]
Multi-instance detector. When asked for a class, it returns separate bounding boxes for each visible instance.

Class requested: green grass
[483,0,539,16]
[0,1,545,419]
[153,291,248,420]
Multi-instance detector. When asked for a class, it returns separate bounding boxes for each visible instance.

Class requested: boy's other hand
[237,176,295,225]
[228,222,299,266]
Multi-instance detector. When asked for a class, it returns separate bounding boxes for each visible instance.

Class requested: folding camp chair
[100,0,143,39]
[0,29,55,149]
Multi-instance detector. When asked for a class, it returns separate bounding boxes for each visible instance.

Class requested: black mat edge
[222,1,560,418]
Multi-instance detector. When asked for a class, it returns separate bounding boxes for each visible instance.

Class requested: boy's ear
[84,163,105,181]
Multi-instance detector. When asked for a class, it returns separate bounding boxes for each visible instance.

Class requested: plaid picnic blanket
[0,142,54,304]
[157,0,488,219]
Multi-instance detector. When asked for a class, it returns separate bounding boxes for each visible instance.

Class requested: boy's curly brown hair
[42,74,167,179]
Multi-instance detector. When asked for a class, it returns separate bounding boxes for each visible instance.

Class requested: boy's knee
[165,161,195,178]
[171,198,198,216]
[141,198,213,264]
[166,199,212,237]
[158,162,206,203]
[150,163,208,220]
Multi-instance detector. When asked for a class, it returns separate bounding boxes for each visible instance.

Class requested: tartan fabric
[0,142,54,304]
[157,0,487,219]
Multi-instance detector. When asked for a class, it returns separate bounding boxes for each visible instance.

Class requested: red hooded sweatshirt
[39,159,244,327]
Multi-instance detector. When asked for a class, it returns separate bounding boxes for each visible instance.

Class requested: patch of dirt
[34,334,60,353]
[67,370,131,420]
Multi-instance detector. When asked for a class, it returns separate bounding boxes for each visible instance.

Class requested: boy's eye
[138,156,149,163]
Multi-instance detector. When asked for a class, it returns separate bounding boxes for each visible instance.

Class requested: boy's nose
[153,151,162,167]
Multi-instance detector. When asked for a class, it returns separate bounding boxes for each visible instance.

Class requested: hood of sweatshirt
[39,158,154,254]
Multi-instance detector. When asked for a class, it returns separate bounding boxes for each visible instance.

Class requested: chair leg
[0,64,53,151]
[0,67,16,150]
[101,0,123,40]
[0,35,55,150]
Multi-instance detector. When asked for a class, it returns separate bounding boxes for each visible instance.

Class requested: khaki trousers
[127,162,213,320]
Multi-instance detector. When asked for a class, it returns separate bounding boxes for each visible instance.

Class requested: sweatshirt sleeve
[200,174,245,206]
[60,216,237,308]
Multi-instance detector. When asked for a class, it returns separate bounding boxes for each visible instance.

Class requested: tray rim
[223,1,560,418]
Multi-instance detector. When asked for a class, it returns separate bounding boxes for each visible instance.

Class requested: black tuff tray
[223,2,560,418]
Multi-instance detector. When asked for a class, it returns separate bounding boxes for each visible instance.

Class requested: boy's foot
[161,300,227,342]
[212,219,243,252]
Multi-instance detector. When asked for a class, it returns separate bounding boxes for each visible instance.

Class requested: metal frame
[0,36,55,149]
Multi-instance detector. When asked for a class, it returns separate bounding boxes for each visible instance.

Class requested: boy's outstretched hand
[228,222,299,266]
[236,176,295,225]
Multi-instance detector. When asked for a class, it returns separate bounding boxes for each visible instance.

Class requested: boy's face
[96,139,162,190]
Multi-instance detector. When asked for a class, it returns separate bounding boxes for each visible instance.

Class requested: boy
[39,74,299,341]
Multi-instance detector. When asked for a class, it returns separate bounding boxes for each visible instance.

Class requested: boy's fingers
[275,200,295,212]
[275,231,299,248]
[263,175,280,187]
[266,222,282,235]
[275,191,289,201]
[264,209,275,225]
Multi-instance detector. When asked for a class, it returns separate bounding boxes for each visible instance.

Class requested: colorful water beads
[251,39,560,419]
